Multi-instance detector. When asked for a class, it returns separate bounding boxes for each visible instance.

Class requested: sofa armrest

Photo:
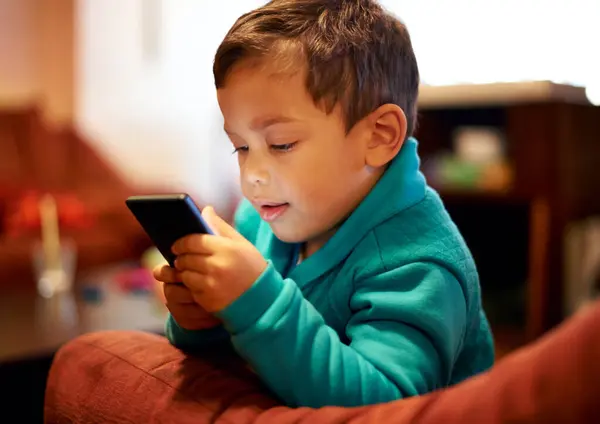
[46,301,600,424]
[44,331,280,424]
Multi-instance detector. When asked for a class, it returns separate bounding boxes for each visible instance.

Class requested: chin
[268,223,307,244]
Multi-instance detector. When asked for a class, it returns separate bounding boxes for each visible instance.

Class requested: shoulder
[378,189,474,268]
[350,189,478,304]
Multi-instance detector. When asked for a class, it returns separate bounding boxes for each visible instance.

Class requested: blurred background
[1,0,600,421]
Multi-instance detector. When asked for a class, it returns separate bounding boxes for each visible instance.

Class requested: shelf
[416,99,600,338]
[418,81,591,109]
[434,187,530,205]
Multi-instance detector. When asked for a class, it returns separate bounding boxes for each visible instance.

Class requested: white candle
[39,194,61,270]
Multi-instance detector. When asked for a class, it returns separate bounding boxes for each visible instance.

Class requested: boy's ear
[364,104,407,168]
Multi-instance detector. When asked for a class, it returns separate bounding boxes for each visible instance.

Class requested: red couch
[45,300,600,423]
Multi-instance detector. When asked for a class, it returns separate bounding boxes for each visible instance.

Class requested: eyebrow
[224,115,298,135]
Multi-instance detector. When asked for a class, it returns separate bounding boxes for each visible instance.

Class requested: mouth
[255,201,290,222]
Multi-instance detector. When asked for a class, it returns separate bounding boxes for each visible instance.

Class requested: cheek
[237,158,248,192]
[290,159,347,205]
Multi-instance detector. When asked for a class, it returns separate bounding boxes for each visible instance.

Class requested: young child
[154,0,495,408]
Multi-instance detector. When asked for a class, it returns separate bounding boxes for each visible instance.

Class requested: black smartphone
[125,193,214,267]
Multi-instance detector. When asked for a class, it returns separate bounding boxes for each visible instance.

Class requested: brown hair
[213,0,420,136]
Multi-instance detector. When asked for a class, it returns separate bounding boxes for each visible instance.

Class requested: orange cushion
[45,301,600,423]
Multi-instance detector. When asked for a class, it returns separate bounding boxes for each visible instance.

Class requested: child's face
[217,61,380,250]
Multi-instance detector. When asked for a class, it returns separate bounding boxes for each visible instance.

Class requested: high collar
[285,137,427,285]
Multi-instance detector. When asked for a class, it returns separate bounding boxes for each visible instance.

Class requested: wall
[0,0,40,108]
[39,0,75,125]
[77,0,270,214]
[76,0,600,213]
[0,0,75,125]
[382,0,600,88]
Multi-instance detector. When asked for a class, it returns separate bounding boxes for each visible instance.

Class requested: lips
[256,202,289,222]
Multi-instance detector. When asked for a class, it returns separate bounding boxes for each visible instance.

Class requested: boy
[155,0,495,408]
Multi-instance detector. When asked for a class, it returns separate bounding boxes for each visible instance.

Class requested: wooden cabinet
[415,82,600,350]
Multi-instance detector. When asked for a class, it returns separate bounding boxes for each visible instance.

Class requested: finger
[153,265,180,283]
[178,270,218,293]
[168,304,218,330]
[163,282,195,304]
[172,233,229,256]
[202,205,245,241]
[174,253,211,274]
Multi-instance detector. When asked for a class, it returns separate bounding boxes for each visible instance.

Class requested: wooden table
[0,264,167,364]
[0,264,168,422]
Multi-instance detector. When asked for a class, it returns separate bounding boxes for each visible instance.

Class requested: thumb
[202,205,243,240]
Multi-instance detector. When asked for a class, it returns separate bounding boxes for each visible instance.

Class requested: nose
[242,150,270,186]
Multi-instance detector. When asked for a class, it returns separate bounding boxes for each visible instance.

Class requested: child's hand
[171,206,268,313]
[154,265,221,330]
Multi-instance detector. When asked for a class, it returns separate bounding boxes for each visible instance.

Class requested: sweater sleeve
[215,261,467,407]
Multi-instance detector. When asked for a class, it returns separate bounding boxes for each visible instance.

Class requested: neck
[302,226,338,258]
[302,163,388,259]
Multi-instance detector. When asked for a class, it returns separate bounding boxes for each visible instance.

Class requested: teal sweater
[166,138,495,408]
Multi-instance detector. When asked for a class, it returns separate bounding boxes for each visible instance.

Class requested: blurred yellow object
[141,247,168,306]
[141,247,167,270]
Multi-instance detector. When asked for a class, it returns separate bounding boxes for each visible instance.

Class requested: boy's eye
[232,146,249,154]
[270,142,297,152]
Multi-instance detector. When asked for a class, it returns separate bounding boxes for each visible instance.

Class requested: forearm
[229,286,404,407]
[216,262,467,408]
[216,265,424,407]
